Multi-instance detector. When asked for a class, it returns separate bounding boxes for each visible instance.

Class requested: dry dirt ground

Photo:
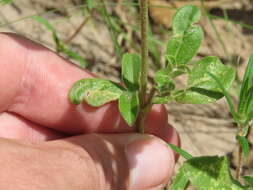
[1,0,253,188]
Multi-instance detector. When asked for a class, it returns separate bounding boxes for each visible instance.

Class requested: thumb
[47,133,176,190]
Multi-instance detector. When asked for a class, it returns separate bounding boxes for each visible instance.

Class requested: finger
[0,33,173,139]
[0,109,179,157]
[45,133,175,190]
[0,112,66,142]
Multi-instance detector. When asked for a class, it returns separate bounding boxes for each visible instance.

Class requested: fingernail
[125,136,175,190]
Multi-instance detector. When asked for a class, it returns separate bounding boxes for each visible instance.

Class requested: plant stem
[136,0,149,133]
[136,97,153,133]
[235,144,242,180]
[136,87,156,133]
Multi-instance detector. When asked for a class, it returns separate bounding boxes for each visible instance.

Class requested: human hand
[0,33,179,190]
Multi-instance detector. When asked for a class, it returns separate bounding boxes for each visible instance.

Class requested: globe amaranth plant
[68,2,253,190]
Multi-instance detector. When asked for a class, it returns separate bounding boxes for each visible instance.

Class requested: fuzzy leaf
[176,56,236,104]
[238,54,253,115]
[69,78,123,106]
[119,91,139,126]
[172,156,244,190]
[167,26,203,65]
[154,69,175,95]
[171,65,190,78]
[186,156,244,190]
[236,135,250,157]
[173,5,201,35]
[153,90,185,104]
[154,69,170,86]
[122,53,141,91]
[152,95,173,104]
[207,72,239,122]
[171,167,189,190]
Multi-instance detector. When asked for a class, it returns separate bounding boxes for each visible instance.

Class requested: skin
[0,33,179,190]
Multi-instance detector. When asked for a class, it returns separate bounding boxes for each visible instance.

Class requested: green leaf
[245,87,253,116]
[152,95,173,104]
[60,45,87,68]
[153,90,186,104]
[167,26,203,65]
[122,53,141,91]
[119,91,139,126]
[207,72,239,122]
[243,176,253,187]
[187,156,244,189]
[167,5,203,65]
[171,65,190,78]
[171,166,190,190]
[33,16,56,33]
[236,135,250,157]
[238,54,253,115]
[87,0,94,10]
[176,56,236,104]
[172,156,244,190]
[154,69,175,95]
[246,109,253,124]
[173,5,201,35]
[33,16,61,51]
[167,143,193,160]
[69,78,123,106]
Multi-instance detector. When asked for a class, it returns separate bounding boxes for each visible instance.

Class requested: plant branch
[136,0,149,133]
[235,143,243,180]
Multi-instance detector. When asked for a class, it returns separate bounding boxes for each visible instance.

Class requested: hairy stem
[136,0,149,133]
[136,96,154,133]
[136,87,156,133]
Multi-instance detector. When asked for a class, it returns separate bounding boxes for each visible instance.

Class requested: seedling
[69,4,235,130]
[68,1,253,190]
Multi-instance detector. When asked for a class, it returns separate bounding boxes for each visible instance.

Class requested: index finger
[0,33,178,143]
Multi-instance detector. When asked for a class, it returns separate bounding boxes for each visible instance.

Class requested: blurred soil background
[1,0,253,189]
